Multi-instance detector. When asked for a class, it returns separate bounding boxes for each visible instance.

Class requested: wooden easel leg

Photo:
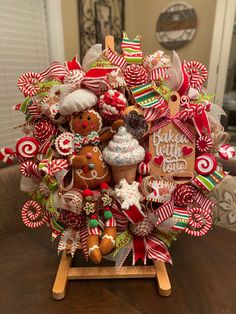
[154,261,171,297]
[52,250,73,300]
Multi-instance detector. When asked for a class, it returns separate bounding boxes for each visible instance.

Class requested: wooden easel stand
[52,250,171,300]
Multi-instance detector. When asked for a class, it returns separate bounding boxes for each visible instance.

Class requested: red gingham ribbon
[150,111,195,142]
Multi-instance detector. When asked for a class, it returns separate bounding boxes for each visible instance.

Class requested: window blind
[0,0,50,149]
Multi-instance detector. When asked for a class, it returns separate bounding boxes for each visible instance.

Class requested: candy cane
[18,72,44,96]
[0,147,15,164]
[21,200,47,228]
[15,137,39,159]
[20,161,41,178]
[184,61,208,89]
[185,207,212,237]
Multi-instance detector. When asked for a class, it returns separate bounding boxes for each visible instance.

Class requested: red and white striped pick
[184,61,208,89]
[18,72,44,96]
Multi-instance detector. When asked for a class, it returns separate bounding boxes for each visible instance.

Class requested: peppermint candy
[98,90,126,120]
[195,154,217,175]
[33,119,57,143]
[196,135,213,153]
[0,147,15,164]
[219,144,235,160]
[174,184,196,207]
[15,137,39,159]
[55,132,74,156]
[184,61,208,89]
[123,64,148,87]
[18,72,44,96]
[185,207,212,237]
[21,200,47,228]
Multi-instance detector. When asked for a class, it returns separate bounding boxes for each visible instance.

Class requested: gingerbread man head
[70,110,102,136]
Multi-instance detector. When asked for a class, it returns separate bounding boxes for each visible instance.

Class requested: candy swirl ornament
[33,119,57,143]
[15,137,39,159]
[185,207,213,237]
[21,200,47,228]
[195,154,217,175]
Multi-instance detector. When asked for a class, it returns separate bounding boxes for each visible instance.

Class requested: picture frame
[78,0,125,59]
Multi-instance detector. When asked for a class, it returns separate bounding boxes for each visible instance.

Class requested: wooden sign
[149,92,195,181]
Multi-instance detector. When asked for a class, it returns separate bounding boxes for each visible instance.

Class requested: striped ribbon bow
[150,110,195,142]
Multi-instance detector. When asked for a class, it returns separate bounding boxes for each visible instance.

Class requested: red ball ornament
[100,182,109,190]
[83,189,93,197]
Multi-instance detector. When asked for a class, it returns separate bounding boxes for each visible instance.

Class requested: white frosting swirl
[102,126,145,166]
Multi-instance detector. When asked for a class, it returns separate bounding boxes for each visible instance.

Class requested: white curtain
[0,0,50,148]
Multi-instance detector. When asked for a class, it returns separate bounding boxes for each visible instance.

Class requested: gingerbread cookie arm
[68,155,87,168]
[99,119,124,142]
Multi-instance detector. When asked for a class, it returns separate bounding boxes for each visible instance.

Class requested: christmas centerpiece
[1,33,234,294]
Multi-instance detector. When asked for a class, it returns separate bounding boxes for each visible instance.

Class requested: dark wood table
[0,226,235,314]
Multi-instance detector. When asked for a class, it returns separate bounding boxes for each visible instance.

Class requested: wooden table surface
[0,226,235,314]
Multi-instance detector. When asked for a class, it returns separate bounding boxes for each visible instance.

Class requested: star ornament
[115,179,142,210]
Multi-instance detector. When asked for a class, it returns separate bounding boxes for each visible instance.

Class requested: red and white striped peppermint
[185,207,212,237]
[196,135,213,153]
[0,147,15,164]
[195,154,217,175]
[219,144,235,160]
[15,137,39,159]
[184,61,208,89]
[18,72,44,96]
[21,200,47,228]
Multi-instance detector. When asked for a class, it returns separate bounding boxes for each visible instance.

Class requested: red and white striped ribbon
[106,48,127,69]
[145,234,172,264]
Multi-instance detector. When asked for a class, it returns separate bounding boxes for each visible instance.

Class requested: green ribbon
[153,83,172,101]
[112,230,132,257]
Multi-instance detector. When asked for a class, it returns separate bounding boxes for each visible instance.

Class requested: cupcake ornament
[102,126,145,183]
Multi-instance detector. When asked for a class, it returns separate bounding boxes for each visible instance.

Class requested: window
[0,0,50,148]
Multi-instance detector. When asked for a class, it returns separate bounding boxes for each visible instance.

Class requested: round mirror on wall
[156,2,197,50]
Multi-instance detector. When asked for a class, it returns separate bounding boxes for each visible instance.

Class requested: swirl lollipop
[185,207,213,237]
[15,137,39,159]
[195,154,217,175]
[21,200,47,228]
